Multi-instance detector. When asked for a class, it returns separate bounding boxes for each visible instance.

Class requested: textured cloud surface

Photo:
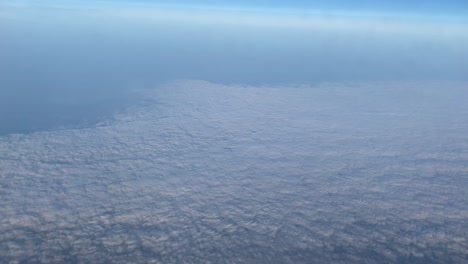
[1,81,467,263]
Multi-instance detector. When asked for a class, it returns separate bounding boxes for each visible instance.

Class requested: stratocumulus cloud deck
[1,81,467,263]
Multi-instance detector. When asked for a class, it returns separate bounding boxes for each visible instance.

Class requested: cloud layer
[1,81,467,263]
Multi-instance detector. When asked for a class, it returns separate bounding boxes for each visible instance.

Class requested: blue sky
[95,0,468,16]
[4,0,468,16]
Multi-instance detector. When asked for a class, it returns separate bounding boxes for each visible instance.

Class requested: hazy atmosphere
[1,0,467,263]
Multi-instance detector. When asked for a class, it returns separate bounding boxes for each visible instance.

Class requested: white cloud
[1,80,467,262]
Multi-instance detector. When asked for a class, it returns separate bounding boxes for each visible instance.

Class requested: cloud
[1,80,467,263]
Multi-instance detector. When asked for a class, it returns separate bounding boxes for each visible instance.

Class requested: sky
[0,0,467,133]
[96,0,468,13]
[59,0,468,21]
